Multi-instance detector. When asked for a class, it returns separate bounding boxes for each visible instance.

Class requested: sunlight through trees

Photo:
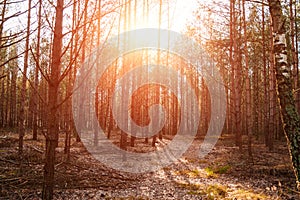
[0,0,300,199]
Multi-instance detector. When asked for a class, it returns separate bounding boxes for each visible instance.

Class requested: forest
[1,0,300,199]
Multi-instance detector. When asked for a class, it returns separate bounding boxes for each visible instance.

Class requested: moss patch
[204,164,231,178]
[178,182,227,199]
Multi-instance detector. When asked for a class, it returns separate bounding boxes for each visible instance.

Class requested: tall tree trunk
[268,0,300,190]
[19,0,32,155]
[269,23,276,152]
[33,0,42,140]
[0,0,7,128]
[242,0,252,157]
[64,0,77,157]
[5,62,10,128]
[230,0,242,150]
[9,43,17,128]
[42,0,64,199]
[262,3,272,150]
[76,0,89,142]
[120,0,128,151]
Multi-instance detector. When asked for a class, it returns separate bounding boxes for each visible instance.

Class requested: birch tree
[268,0,300,189]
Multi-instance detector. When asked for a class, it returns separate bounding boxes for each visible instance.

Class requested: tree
[8,42,18,128]
[42,0,64,198]
[242,0,252,156]
[32,0,42,140]
[41,0,120,197]
[268,0,300,189]
[19,0,32,156]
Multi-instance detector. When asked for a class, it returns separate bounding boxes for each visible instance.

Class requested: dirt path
[0,131,299,199]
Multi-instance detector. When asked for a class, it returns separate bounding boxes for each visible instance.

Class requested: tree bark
[9,44,17,128]
[268,0,300,190]
[242,0,252,157]
[42,0,63,199]
[33,0,42,140]
[269,22,276,152]
[19,0,32,155]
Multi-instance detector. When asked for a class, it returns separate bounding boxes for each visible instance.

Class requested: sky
[169,0,198,32]
[131,0,198,32]
[4,0,199,35]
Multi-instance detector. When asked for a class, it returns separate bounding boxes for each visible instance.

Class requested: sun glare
[123,0,197,33]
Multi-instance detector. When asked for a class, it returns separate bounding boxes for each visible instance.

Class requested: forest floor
[0,129,299,200]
